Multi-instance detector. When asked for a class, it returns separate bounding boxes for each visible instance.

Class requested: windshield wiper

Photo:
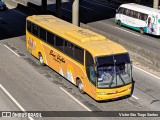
[117,73,125,85]
[109,74,115,88]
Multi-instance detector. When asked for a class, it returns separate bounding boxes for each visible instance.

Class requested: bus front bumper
[95,84,132,101]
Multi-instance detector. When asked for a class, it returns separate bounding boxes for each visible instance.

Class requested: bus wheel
[117,20,122,27]
[39,53,45,66]
[140,28,144,34]
[77,79,85,94]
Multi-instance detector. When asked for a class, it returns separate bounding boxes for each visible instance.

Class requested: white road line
[98,21,140,37]
[60,87,92,111]
[133,66,160,80]
[0,84,34,120]
[80,5,92,10]
[62,7,72,12]
[13,9,27,16]
[83,0,116,10]
[114,26,140,36]
[4,44,20,57]
[132,95,139,100]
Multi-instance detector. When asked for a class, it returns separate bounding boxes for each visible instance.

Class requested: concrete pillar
[72,0,79,26]
[153,0,159,9]
[41,0,47,11]
[56,0,62,18]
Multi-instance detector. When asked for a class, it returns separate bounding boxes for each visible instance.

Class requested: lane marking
[133,66,160,80]
[62,6,92,12]
[114,26,140,36]
[132,95,139,100]
[4,44,20,57]
[80,5,92,10]
[13,9,27,16]
[60,87,92,111]
[0,84,34,120]
[62,7,72,12]
[83,0,116,10]
[98,21,140,37]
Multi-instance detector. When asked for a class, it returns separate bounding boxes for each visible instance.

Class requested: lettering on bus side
[50,50,65,63]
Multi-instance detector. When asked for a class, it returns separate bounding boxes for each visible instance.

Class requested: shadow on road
[0,2,54,40]
[0,1,116,40]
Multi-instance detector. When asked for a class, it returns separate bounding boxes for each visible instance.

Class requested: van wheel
[39,53,45,66]
[117,20,122,27]
[77,79,85,94]
[140,28,144,34]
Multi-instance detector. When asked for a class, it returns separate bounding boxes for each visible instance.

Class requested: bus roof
[120,3,160,14]
[27,15,127,57]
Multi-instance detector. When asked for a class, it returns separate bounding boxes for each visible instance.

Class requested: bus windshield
[96,53,132,88]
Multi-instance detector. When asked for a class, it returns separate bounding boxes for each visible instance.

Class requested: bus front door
[86,66,96,98]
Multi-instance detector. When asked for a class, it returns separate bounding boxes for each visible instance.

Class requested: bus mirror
[94,71,98,77]
[91,70,97,77]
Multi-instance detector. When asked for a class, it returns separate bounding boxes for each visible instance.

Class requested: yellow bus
[26,15,133,101]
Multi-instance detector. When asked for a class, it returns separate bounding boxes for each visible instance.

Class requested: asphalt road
[0,39,102,120]
[0,1,160,120]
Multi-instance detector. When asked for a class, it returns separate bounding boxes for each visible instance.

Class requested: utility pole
[153,0,159,9]
[72,0,79,26]
[56,0,62,18]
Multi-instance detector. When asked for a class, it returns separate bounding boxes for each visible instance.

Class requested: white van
[115,3,160,35]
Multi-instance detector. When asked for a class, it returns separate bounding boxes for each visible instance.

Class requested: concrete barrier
[80,23,160,72]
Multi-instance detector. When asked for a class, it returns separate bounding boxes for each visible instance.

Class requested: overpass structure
[34,0,80,26]
[13,0,160,26]
[14,0,79,25]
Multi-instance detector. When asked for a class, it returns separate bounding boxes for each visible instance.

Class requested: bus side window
[126,9,130,16]
[123,8,127,15]
[138,12,141,19]
[47,31,55,46]
[32,23,38,37]
[117,7,124,14]
[27,21,32,33]
[39,27,47,41]
[143,14,148,21]
[85,51,96,86]
[74,46,84,64]
[64,41,74,58]
[133,11,138,19]
[130,10,134,17]
[139,13,147,21]
[55,36,64,51]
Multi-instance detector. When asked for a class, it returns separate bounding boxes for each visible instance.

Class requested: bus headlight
[98,92,108,95]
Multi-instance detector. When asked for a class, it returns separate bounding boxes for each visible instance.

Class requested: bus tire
[39,53,45,66]
[117,20,122,27]
[77,79,85,94]
[140,28,144,34]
